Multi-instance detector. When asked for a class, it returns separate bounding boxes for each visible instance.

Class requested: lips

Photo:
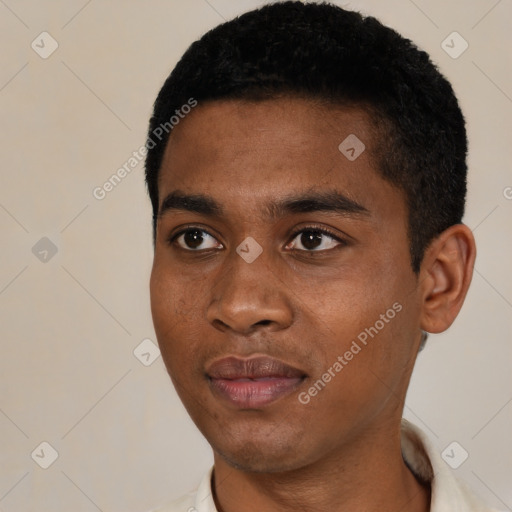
[206,356,306,408]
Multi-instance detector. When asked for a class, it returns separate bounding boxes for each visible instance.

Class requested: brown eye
[173,228,221,251]
[299,230,324,250]
[287,227,344,252]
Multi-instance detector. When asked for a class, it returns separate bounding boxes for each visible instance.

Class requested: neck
[211,420,430,512]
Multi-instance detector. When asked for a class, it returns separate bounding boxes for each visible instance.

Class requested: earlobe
[419,224,476,334]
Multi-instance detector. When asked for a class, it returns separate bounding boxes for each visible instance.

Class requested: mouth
[206,355,307,409]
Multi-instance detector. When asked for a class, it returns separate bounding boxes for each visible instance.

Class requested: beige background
[1,1,511,511]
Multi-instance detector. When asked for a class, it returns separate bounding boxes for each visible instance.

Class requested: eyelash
[288,225,346,250]
[168,224,347,252]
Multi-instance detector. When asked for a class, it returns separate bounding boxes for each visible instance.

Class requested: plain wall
[1,1,511,511]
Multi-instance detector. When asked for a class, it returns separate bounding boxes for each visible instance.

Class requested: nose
[206,250,293,335]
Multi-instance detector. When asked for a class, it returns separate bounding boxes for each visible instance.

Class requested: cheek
[307,311,413,431]
[149,265,204,373]
[150,257,202,323]
[311,262,414,388]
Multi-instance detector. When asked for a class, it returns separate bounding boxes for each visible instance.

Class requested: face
[150,97,423,473]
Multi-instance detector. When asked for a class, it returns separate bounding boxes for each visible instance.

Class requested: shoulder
[401,419,504,512]
[148,490,196,512]
[146,466,216,512]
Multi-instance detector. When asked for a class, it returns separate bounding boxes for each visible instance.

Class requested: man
[144,2,500,510]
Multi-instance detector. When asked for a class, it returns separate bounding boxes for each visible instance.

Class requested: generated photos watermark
[92,97,198,200]
[298,302,403,404]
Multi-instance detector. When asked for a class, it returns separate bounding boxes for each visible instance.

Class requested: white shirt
[150,418,501,512]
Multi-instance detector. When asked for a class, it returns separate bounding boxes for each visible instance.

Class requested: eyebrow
[158,189,370,220]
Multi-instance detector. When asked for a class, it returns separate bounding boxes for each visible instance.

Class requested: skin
[149,97,476,512]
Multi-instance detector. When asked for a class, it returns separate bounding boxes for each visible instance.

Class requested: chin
[211,431,312,474]
[217,448,302,474]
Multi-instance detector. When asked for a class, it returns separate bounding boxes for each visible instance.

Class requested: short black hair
[144,0,467,273]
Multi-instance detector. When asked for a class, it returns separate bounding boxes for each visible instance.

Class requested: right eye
[170,227,223,251]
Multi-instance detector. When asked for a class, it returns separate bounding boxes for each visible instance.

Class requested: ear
[419,224,476,334]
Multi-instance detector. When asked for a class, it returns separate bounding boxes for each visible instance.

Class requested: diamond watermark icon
[338,134,365,161]
[441,441,469,469]
[134,338,161,366]
[441,32,468,59]
[236,237,263,263]
[31,441,59,469]
[32,237,58,263]
[31,31,59,59]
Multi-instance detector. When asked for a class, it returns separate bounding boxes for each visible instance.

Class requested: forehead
[163,97,376,163]
[157,97,403,223]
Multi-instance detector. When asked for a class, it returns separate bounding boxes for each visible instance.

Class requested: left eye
[287,228,342,252]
